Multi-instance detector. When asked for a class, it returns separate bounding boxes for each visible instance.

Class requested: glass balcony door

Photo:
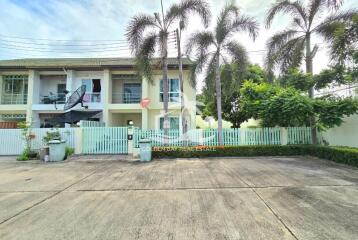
[123,83,141,103]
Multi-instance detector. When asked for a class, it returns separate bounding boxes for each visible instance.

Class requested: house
[0,57,196,130]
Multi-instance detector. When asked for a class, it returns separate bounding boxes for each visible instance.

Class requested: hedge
[152,145,358,167]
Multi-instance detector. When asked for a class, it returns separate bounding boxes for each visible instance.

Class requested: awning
[47,110,102,124]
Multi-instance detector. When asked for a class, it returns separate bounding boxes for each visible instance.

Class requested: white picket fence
[0,128,75,155]
[134,127,311,148]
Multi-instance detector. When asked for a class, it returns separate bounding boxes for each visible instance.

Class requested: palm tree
[126,0,210,137]
[265,0,357,143]
[186,3,258,145]
[265,0,356,97]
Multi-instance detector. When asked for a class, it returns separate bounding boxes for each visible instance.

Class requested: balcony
[40,93,66,104]
[112,93,141,104]
[1,93,27,104]
[39,92,101,104]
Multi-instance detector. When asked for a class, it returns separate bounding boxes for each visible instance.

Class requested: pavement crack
[223,170,300,240]
[0,169,99,226]
[251,188,299,240]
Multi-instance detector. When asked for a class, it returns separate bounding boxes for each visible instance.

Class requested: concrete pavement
[0,156,357,239]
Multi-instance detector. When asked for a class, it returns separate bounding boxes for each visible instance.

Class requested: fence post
[128,127,133,154]
[240,128,246,145]
[74,128,83,154]
[281,127,288,145]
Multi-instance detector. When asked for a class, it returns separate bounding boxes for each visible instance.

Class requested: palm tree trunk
[215,51,223,145]
[176,29,186,135]
[305,33,318,144]
[161,0,169,145]
[162,41,170,142]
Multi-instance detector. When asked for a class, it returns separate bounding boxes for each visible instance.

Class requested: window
[160,78,180,102]
[1,75,28,104]
[159,117,180,130]
[123,83,141,103]
[57,84,66,103]
[81,79,101,102]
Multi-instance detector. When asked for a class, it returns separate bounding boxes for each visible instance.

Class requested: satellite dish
[64,85,87,111]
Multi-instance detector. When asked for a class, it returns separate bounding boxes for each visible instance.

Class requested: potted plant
[43,128,66,162]
[17,121,38,161]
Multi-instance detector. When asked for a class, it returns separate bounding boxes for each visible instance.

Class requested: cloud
[0,0,357,90]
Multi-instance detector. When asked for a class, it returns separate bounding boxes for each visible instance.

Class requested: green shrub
[16,148,33,161]
[65,147,75,159]
[17,150,30,161]
[43,129,62,144]
[152,145,358,167]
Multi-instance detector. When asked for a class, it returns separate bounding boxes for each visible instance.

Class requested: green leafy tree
[186,3,258,143]
[265,0,357,143]
[278,68,315,91]
[239,81,358,130]
[200,63,267,127]
[126,0,210,136]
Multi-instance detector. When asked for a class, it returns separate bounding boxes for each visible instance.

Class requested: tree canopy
[239,81,358,130]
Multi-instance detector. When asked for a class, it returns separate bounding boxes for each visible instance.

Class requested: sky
[0,0,357,90]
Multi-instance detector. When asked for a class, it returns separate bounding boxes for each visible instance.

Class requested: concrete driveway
[0,156,357,240]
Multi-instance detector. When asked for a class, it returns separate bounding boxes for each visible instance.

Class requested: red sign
[140,98,151,108]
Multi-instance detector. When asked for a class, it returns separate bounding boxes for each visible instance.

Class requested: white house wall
[321,114,358,147]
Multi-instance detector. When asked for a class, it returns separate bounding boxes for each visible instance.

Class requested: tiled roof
[0,57,192,68]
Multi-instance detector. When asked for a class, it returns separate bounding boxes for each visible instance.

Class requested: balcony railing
[112,93,141,104]
[83,93,101,103]
[40,93,66,104]
[1,93,28,104]
[40,92,101,104]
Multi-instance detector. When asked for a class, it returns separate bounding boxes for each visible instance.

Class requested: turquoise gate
[82,127,128,154]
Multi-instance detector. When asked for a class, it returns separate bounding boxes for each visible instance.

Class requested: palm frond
[314,9,358,33]
[326,0,344,9]
[215,3,239,43]
[165,0,211,29]
[228,15,259,40]
[224,41,249,72]
[126,14,158,53]
[308,0,325,29]
[185,31,215,55]
[188,52,213,88]
[266,29,301,56]
[265,0,307,29]
[135,32,158,84]
[203,52,218,92]
[292,17,306,30]
[265,35,305,74]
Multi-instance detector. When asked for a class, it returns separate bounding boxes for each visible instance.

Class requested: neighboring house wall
[320,114,358,147]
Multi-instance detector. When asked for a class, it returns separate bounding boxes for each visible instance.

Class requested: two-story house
[0,58,196,130]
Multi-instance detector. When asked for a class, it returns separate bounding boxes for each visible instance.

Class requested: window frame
[159,116,180,130]
[159,78,180,102]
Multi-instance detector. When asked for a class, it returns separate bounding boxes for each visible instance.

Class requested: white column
[26,70,39,124]
[102,69,112,126]
[66,70,75,92]
[141,77,149,129]
[74,128,83,154]
[142,109,148,130]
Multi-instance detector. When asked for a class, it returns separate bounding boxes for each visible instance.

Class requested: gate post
[281,127,288,145]
[127,127,133,154]
[74,128,83,154]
